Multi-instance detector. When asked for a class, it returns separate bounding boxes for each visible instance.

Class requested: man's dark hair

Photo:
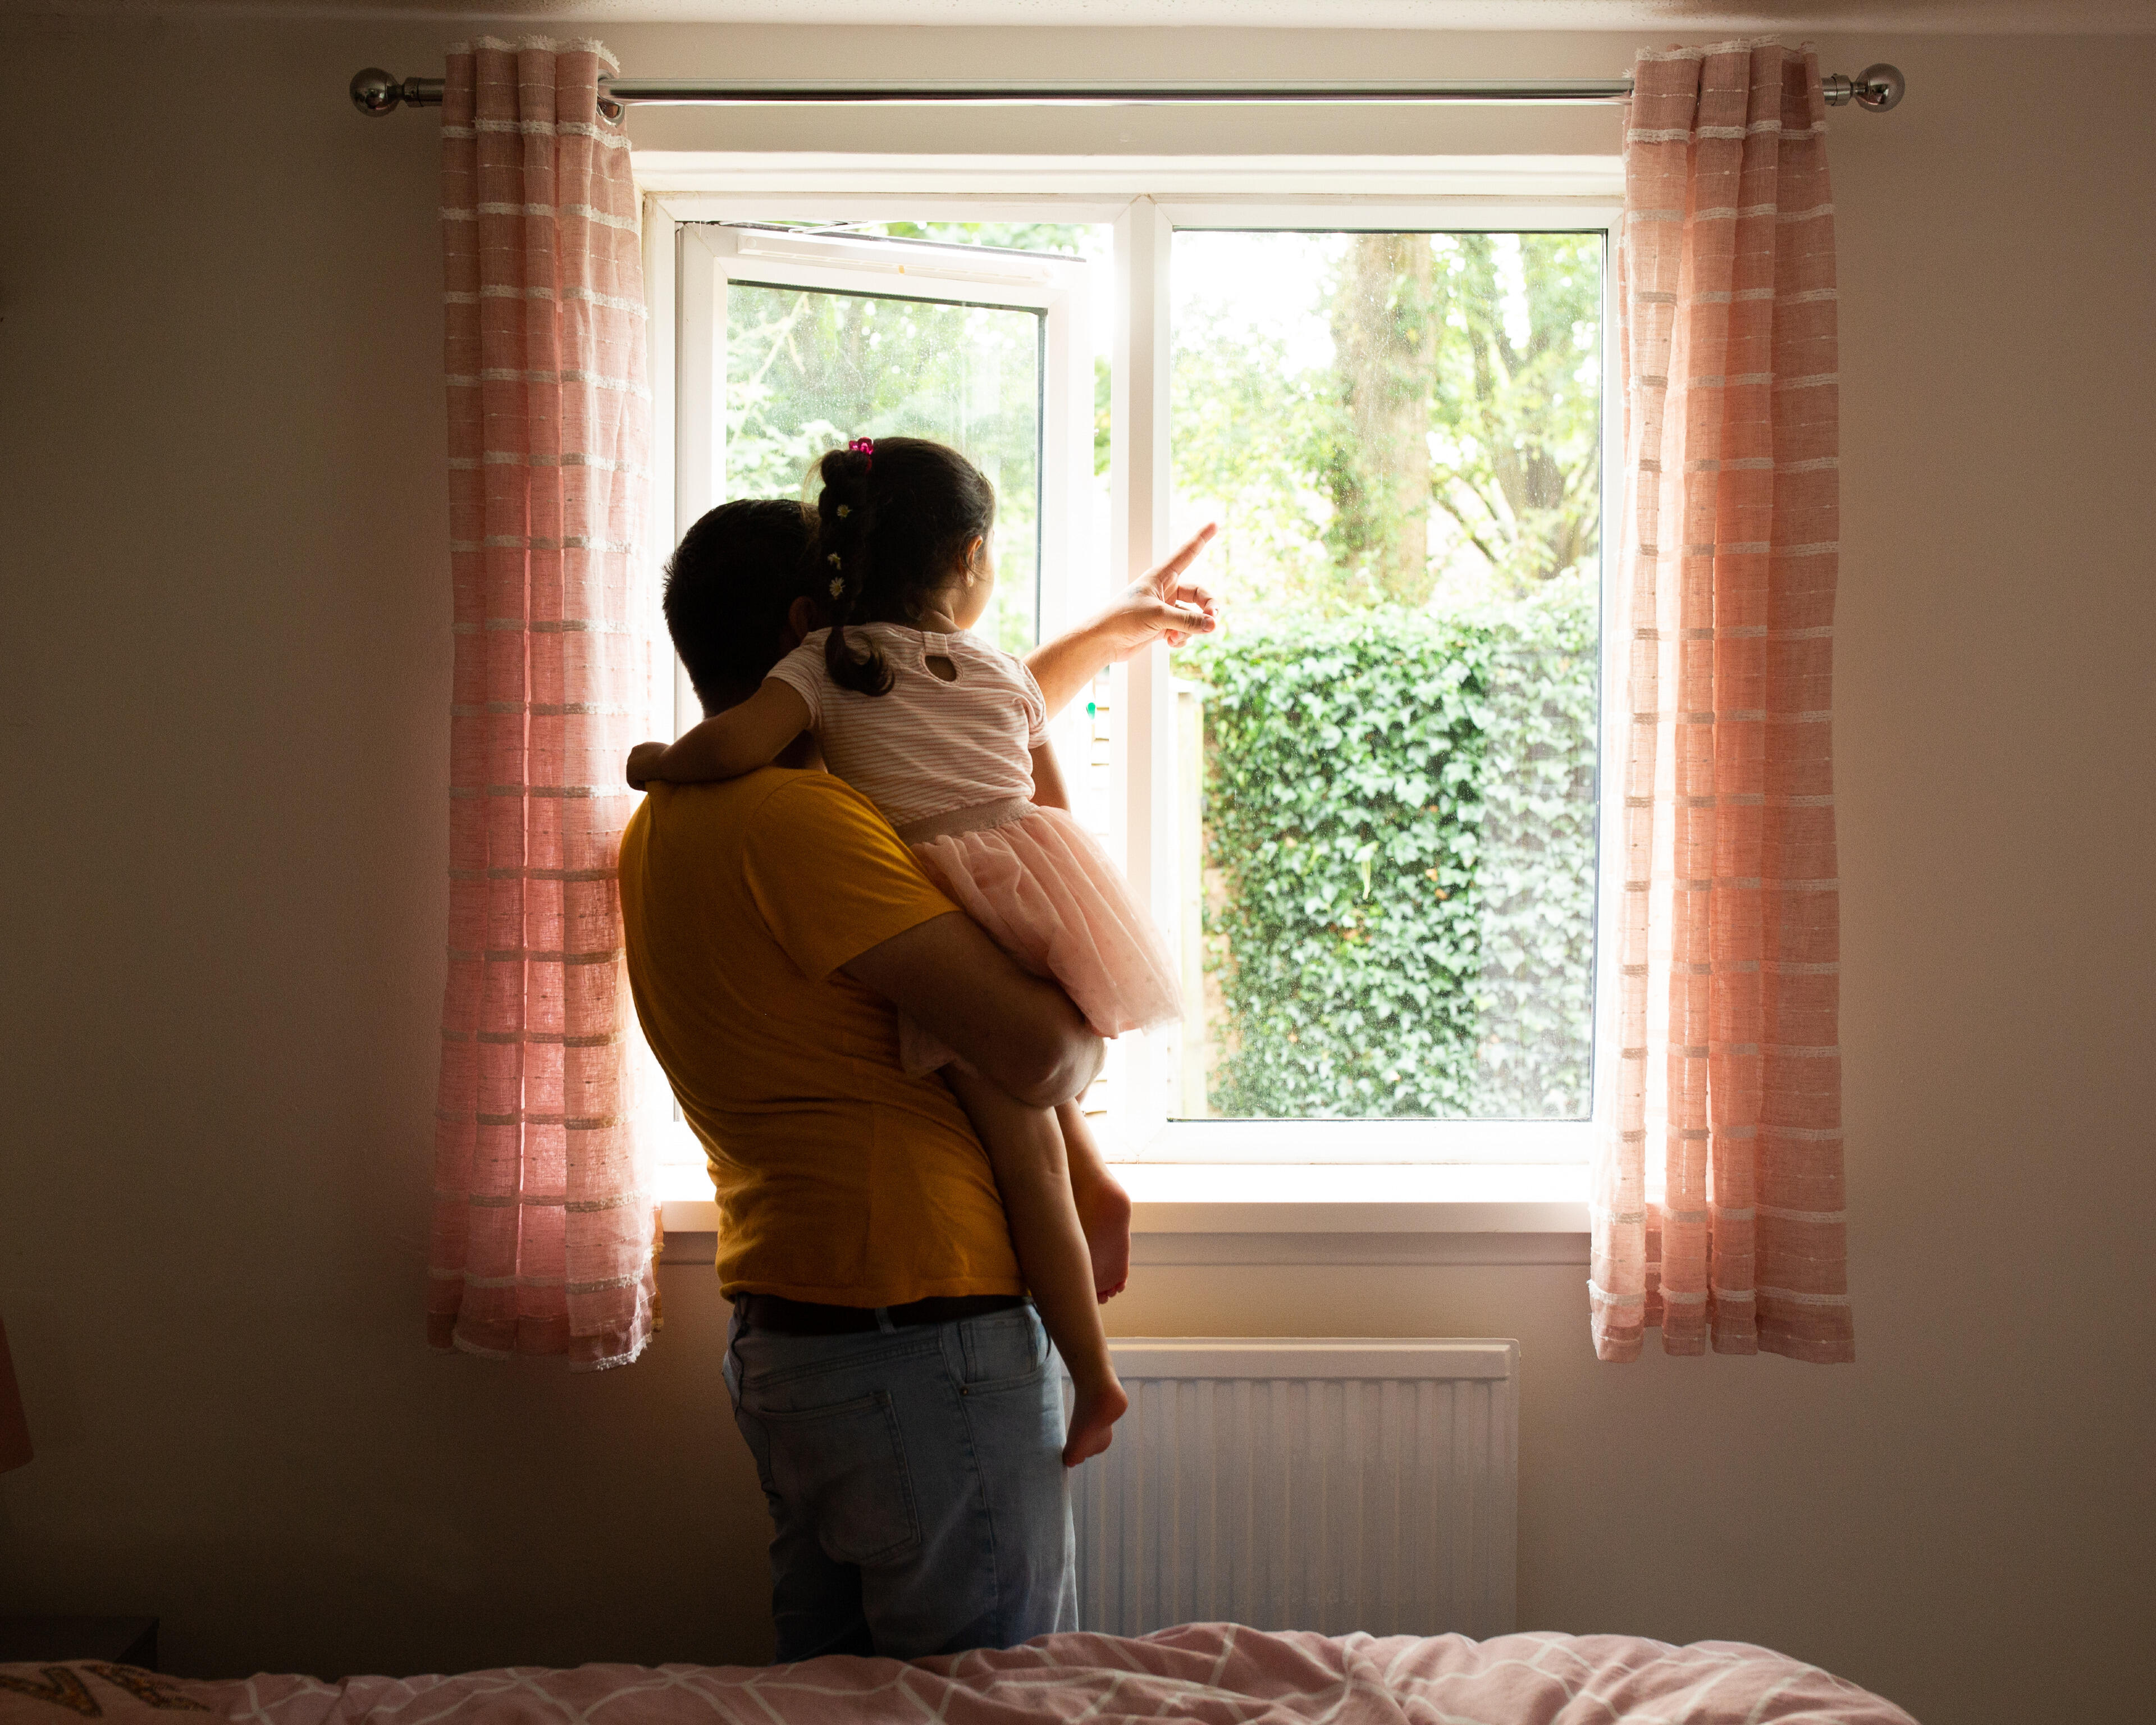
[662,498,817,713]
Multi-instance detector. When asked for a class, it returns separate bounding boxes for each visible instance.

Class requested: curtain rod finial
[351,68,403,116]
[1853,63,1905,112]
[1824,63,1904,112]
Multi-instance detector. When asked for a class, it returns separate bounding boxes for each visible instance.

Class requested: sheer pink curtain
[1593,42,1854,1364]
[427,37,659,1369]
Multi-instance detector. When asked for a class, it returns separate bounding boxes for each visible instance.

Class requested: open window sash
[674,222,1100,735]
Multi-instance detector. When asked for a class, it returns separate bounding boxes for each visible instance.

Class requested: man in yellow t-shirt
[622,498,1215,1664]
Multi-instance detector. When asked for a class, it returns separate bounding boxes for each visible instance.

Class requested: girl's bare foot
[1063,1373,1130,1467]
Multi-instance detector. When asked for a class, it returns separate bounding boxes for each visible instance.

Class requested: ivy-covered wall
[1185,572,1599,1120]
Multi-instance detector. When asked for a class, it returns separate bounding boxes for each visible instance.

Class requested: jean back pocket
[749,1389,922,1567]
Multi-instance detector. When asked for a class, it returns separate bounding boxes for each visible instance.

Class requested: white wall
[1,17,2150,1723]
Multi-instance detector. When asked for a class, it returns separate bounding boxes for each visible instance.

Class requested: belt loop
[874,1306,896,1334]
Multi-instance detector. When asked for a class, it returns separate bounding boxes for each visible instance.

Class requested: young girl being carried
[627,436,1216,1465]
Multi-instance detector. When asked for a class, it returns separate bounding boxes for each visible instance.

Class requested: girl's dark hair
[813,436,997,697]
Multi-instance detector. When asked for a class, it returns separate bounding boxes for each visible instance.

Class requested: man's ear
[783,594,822,650]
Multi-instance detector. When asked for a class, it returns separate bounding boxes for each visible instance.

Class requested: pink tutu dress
[768,624,1181,1074]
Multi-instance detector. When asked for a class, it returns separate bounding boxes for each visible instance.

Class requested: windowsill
[657,1159,1587,1238]
[1116,1161,1586,1232]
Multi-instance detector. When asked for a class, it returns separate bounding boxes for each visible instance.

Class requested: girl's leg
[944,1068,1128,1467]
[1056,1102,1131,1302]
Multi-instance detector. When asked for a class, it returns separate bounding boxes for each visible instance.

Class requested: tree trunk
[1331,235,1438,606]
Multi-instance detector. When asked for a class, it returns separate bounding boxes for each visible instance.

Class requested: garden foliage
[1186,572,1598,1120]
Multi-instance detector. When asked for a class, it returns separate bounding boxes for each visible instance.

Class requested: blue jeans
[724,1300,1077,1662]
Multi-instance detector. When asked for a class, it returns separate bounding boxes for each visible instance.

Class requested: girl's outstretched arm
[1026,522,1219,717]
[625,679,812,788]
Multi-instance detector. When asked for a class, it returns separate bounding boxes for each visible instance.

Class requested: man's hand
[1027,524,1221,717]
[625,741,668,790]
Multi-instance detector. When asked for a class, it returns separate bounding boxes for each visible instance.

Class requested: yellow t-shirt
[618,769,1022,1305]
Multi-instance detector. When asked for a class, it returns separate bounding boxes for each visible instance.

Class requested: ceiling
[13,0,2155,30]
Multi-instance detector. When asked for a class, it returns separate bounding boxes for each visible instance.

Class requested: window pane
[1170,230,1603,1121]
[724,281,1044,652]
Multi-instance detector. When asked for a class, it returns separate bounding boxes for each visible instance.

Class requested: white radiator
[1069,1339,1518,1639]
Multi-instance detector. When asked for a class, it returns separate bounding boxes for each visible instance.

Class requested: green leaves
[1469,571,1600,1116]
[1184,573,1597,1120]
[723,275,1047,655]
[1188,608,1490,1119]
[1431,234,1604,596]
[1173,230,1604,627]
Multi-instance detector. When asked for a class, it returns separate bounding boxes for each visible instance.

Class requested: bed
[0,1623,1916,1722]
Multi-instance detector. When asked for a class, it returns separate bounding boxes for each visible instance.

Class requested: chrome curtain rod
[351,65,1906,117]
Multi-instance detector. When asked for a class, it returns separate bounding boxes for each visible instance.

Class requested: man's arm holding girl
[843,912,1103,1112]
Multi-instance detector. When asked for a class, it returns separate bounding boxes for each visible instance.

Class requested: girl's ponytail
[814,444,894,697]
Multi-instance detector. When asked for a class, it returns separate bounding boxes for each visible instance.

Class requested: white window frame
[643,159,1619,1238]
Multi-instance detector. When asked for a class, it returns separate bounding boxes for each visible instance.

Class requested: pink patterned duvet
[0,1625,1917,1723]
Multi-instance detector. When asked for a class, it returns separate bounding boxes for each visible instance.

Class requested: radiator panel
[1071,1339,1517,1639]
